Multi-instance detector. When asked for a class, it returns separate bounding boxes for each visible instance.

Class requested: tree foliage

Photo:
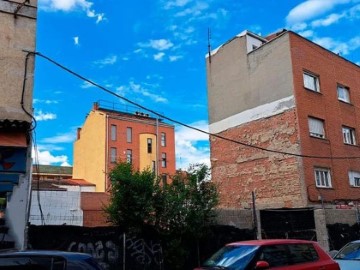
[105,162,219,268]
[104,162,159,232]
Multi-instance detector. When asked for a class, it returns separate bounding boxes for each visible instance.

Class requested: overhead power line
[31,51,360,160]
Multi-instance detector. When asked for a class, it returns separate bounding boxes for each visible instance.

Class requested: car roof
[226,239,317,246]
[348,240,360,244]
[0,250,93,260]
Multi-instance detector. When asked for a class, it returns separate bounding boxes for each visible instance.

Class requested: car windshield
[334,242,360,260]
[203,245,259,270]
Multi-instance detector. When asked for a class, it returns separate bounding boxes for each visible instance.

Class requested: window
[303,72,320,92]
[308,117,325,138]
[126,127,132,143]
[161,153,167,168]
[111,125,117,141]
[161,132,166,147]
[110,147,117,163]
[337,84,350,103]
[161,174,167,185]
[348,171,360,187]
[314,167,332,188]
[260,244,319,267]
[152,161,156,173]
[342,126,356,145]
[126,149,132,164]
[147,138,152,153]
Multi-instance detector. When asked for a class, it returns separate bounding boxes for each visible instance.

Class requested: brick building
[32,164,73,181]
[73,102,176,192]
[0,0,37,249]
[206,30,360,211]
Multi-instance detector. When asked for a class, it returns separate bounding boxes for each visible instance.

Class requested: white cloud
[311,36,360,55]
[348,3,360,18]
[41,132,76,144]
[116,80,168,103]
[164,0,191,9]
[129,81,168,103]
[32,147,70,166]
[286,0,352,24]
[298,30,315,38]
[35,111,57,121]
[73,36,79,46]
[93,55,118,67]
[311,13,345,27]
[39,0,105,23]
[138,39,174,51]
[154,52,165,61]
[174,1,209,17]
[80,81,95,89]
[175,121,210,169]
[169,55,183,62]
[33,99,59,104]
[291,22,308,31]
[313,36,360,55]
[86,9,105,24]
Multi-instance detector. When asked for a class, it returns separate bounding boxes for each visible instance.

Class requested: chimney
[93,102,99,110]
[77,128,82,140]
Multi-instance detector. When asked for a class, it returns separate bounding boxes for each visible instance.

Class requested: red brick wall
[211,109,306,209]
[81,192,110,227]
[107,116,176,176]
[289,32,360,203]
[83,210,110,227]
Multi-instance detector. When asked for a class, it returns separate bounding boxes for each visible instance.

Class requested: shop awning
[0,131,28,147]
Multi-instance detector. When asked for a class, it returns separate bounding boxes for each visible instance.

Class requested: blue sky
[33,0,360,169]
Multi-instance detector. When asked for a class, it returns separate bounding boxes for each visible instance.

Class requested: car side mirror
[255,260,270,269]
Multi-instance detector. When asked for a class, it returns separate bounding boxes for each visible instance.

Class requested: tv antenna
[208,27,212,63]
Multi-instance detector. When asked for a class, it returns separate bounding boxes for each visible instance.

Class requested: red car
[194,239,340,270]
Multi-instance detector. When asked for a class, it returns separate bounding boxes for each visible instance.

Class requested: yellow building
[73,102,176,192]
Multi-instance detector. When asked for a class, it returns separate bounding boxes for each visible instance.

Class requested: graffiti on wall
[67,233,162,269]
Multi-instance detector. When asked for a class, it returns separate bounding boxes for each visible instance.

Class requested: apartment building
[73,102,176,192]
[206,30,360,210]
[0,0,37,249]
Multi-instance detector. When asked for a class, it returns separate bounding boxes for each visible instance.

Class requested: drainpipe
[156,118,159,178]
[105,114,109,192]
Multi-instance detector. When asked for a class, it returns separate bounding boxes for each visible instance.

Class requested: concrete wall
[0,0,37,122]
[215,207,359,251]
[215,209,254,229]
[207,32,294,127]
[29,190,83,226]
[7,172,32,249]
[0,0,37,249]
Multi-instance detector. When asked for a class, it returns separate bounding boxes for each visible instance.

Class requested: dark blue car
[0,250,104,269]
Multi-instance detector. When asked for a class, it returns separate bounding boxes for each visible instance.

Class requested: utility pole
[252,191,258,239]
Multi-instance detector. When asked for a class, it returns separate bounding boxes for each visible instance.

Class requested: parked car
[194,239,340,270]
[0,250,103,269]
[332,240,360,270]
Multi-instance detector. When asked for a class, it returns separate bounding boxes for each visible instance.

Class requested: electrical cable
[21,52,37,131]
[30,51,360,160]
[32,131,46,225]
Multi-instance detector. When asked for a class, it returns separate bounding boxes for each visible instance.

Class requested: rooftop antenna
[208,27,212,63]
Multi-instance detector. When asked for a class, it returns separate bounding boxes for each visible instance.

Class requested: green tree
[105,162,158,232]
[105,162,219,268]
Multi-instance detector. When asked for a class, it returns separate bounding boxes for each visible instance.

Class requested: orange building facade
[73,102,176,192]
